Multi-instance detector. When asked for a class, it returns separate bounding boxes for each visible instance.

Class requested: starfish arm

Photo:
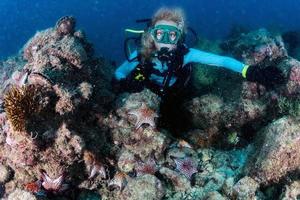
[147,118,156,128]
[52,175,64,189]
[98,165,107,179]
[42,172,52,183]
[20,72,29,86]
[135,119,143,129]
[88,166,97,179]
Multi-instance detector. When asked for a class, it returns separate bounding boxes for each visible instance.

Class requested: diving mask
[150,24,182,45]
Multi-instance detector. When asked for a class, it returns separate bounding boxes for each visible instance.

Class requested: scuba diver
[113,7,284,134]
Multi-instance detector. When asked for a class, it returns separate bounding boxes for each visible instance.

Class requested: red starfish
[128,103,159,130]
[135,156,158,176]
[173,157,198,180]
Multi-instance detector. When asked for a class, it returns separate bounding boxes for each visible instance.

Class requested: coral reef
[0,165,11,183]
[277,57,300,96]
[184,93,267,147]
[159,167,191,192]
[163,146,254,199]
[4,85,52,132]
[1,15,300,200]
[0,56,26,97]
[232,176,259,199]
[7,188,37,200]
[280,180,300,199]
[221,28,287,66]
[184,33,297,147]
[245,116,300,185]
[121,175,165,200]
[185,94,224,130]
[277,95,300,117]
[0,16,115,199]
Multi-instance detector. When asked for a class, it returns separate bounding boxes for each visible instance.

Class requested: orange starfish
[128,103,159,130]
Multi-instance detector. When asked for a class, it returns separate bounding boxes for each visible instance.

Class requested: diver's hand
[245,65,285,88]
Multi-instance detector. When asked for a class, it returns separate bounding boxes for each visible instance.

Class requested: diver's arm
[114,51,139,80]
[113,51,146,93]
[184,48,246,74]
[184,48,285,88]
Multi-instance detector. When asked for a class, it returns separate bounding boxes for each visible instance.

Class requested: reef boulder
[245,116,300,185]
[121,175,165,200]
[232,176,259,200]
[221,28,287,66]
[0,16,115,198]
[280,180,300,199]
[184,94,267,146]
[276,57,300,96]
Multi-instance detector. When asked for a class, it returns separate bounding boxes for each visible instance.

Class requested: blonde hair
[140,7,186,61]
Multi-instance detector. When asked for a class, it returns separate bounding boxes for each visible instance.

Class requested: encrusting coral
[0,165,11,183]
[7,188,37,200]
[245,116,300,185]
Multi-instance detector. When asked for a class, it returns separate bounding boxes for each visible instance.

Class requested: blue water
[0,0,300,63]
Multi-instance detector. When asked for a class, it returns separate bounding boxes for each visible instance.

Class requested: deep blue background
[0,0,300,63]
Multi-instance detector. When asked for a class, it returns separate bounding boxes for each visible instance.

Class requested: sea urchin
[4,85,42,132]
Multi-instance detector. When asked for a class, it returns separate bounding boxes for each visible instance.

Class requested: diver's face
[153,20,180,51]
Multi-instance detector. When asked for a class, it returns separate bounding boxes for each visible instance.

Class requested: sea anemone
[4,85,42,132]
[78,82,93,100]
[55,16,76,36]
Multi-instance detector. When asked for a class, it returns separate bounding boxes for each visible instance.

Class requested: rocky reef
[1,16,300,200]
[0,16,115,199]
